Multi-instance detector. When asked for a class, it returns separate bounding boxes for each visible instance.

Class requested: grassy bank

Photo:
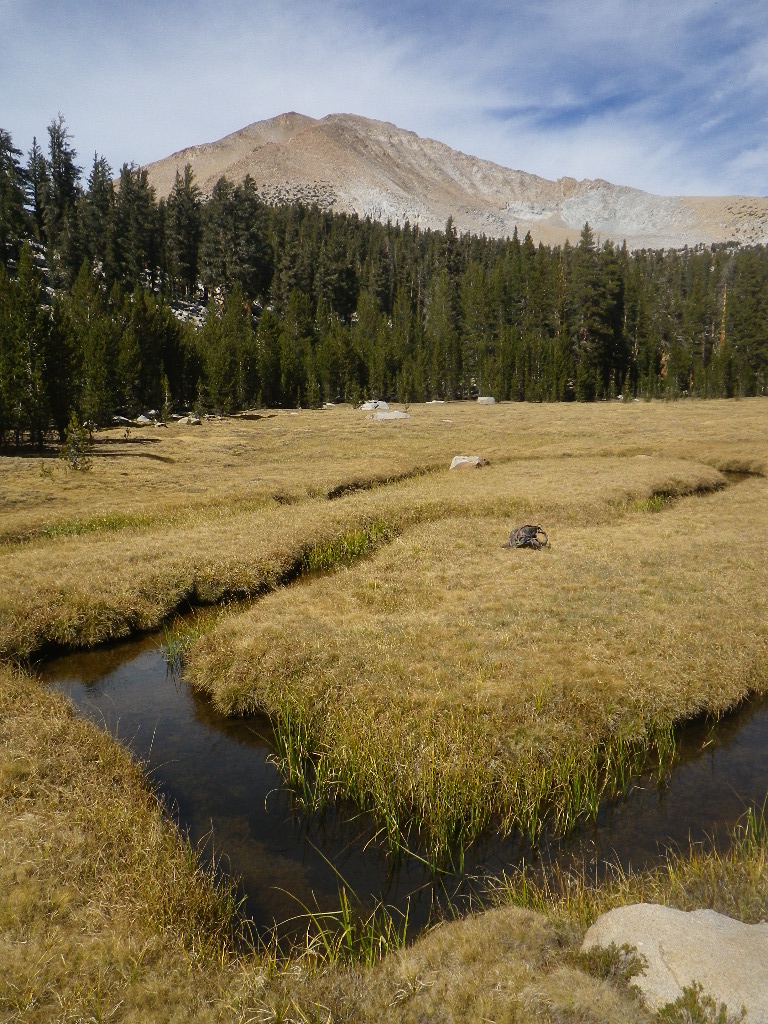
[0,662,254,1022]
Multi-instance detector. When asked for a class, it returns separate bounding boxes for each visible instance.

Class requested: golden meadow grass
[0,446,729,659]
[1,397,764,546]
[3,398,768,1021]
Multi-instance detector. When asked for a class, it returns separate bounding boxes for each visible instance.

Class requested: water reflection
[39,637,440,936]
[39,637,768,937]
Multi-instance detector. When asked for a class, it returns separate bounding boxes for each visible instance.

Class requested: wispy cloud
[2,0,767,195]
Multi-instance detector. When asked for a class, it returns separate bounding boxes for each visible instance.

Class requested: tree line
[2,117,767,445]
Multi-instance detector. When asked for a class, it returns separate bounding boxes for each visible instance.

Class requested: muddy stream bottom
[39,635,768,942]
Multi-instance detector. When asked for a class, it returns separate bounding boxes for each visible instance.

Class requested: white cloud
[2,0,768,195]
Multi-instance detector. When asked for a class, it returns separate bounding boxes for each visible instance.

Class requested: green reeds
[268,704,331,815]
[299,519,396,574]
[161,614,211,675]
[279,886,411,969]
[267,693,680,871]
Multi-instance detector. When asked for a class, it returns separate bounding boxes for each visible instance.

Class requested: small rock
[477,396,496,404]
[450,455,488,470]
[372,410,409,420]
[582,903,768,1020]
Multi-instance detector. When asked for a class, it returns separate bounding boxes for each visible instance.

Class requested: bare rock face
[144,113,768,250]
[582,903,768,1020]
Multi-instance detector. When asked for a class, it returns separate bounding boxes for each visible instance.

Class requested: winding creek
[39,633,768,940]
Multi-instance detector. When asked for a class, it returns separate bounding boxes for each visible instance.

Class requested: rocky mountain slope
[144,112,768,250]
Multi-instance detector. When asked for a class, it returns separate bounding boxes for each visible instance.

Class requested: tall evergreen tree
[0,243,51,445]
[199,176,272,302]
[43,115,82,257]
[25,137,48,242]
[0,129,27,265]
[78,153,115,274]
[62,262,118,424]
[424,267,461,398]
[112,164,160,289]
[165,163,201,297]
[256,307,282,407]
[279,288,313,405]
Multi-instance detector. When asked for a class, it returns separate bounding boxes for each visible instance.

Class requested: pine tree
[1,244,51,445]
[231,176,273,302]
[63,262,118,424]
[79,154,115,274]
[43,115,82,258]
[112,164,160,289]
[25,137,48,242]
[165,164,201,298]
[199,176,272,302]
[424,268,461,398]
[566,225,624,400]
[0,263,14,440]
[0,129,27,265]
[256,307,282,407]
[460,260,492,396]
[279,288,313,405]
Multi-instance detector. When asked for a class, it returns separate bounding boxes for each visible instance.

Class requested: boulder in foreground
[582,903,768,1020]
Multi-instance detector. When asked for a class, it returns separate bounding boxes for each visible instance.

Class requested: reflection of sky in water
[40,636,768,937]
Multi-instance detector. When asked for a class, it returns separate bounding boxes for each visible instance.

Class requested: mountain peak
[145,113,768,249]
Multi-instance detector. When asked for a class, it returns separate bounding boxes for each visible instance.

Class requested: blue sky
[2,0,767,196]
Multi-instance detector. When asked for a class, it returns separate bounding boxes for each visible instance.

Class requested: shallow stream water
[39,636,768,939]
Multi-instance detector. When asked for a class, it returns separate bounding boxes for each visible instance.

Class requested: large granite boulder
[582,903,768,1020]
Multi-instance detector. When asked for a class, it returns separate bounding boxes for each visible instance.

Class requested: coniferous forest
[2,117,767,445]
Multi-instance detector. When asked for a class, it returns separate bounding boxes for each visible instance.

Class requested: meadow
[2,398,768,1022]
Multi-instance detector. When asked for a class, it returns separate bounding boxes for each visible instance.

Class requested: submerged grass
[299,518,397,574]
[266,683,679,867]
[279,886,412,970]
